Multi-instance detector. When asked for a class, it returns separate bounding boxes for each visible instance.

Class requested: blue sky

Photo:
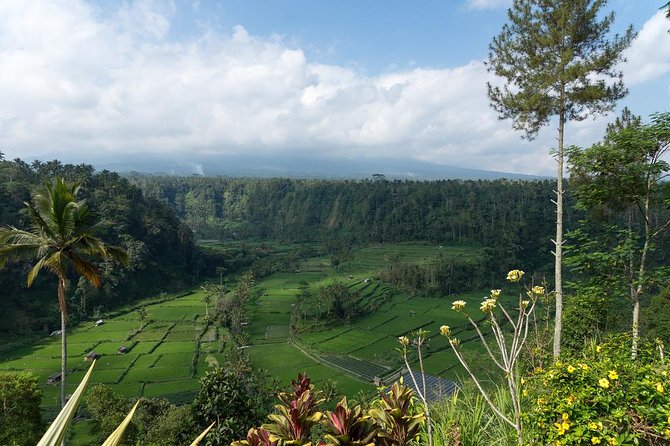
[1,0,668,175]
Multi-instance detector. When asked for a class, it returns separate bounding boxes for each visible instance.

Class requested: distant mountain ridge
[27,153,548,180]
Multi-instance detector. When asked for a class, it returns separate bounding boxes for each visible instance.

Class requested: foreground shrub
[524,336,670,445]
[0,372,43,446]
[233,375,425,445]
[430,383,516,446]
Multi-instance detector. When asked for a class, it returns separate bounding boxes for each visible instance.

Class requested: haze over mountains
[29,153,546,180]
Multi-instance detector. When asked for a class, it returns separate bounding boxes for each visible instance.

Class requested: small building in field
[117,345,129,354]
[47,372,62,385]
[94,319,104,326]
[84,351,99,361]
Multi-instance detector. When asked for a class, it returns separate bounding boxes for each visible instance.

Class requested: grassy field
[2,241,507,426]
[245,242,502,392]
[0,290,222,417]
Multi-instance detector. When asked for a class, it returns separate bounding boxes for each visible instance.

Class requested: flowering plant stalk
[442,270,543,445]
[398,329,433,446]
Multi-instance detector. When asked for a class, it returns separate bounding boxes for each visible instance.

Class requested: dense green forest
[133,176,565,275]
[0,158,202,334]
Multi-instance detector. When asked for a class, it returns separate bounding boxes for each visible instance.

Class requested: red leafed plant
[322,397,376,446]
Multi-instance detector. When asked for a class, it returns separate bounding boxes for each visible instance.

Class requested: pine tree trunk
[553,112,565,359]
[59,279,67,408]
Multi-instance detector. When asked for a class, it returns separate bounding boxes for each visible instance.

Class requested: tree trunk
[553,111,565,359]
[58,278,67,408]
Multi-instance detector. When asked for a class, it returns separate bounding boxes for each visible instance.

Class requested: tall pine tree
[487,0,635,358]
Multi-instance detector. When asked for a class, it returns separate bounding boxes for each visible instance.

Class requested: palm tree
[0,177,127,407]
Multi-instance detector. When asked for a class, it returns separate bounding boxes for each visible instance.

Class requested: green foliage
[86,384,137,443]
[322,397,377,446]
[233,375,425,446]
[86,384,196,445]
[262,374,325,445]
[367,380,425,446]
[562,293,614,354]
[0,372,43,446]
[487,0,634,138]
[524,336,670,445]
[430,384,516,446]
[136,175,561,275]
[192,367,273,445]
[643,287,670,346]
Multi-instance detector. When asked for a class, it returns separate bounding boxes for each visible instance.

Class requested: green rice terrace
[0,242,505,419]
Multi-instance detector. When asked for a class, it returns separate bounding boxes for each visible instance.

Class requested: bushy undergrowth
[430,383,517,446]
[524,336,670,445]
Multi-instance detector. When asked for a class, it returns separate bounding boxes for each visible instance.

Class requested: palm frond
[104,244,130,266]
[43,251,69,279]
[36,360,96,446]
[27,256,48,287]
[69,253,101,288]
[189,422,216,446]
[101,400,140,446]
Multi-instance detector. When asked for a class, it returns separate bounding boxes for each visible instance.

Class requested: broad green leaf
[190,422,216,446]
[37,360,96,446]
[101,399,140,446]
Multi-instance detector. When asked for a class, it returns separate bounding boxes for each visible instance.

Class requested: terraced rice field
[246,243,497,390]
[0,290,228,416]
[1,242,497,418]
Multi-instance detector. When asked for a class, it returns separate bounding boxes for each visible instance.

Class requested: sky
[0,0,668,175]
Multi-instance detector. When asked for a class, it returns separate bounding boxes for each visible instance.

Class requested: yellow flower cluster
[398,336,409,346]
[506,269,524,282]
[657,382,664,393]
[608,370,618,380]
[490,289,502,299]
[440,325,450,336]
[554,413,570,435]
[451,300,466,311]
[598,378,610,389]
[588,421,603,431]
[480,298,497,312]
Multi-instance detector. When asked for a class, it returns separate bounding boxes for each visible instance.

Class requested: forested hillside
[134,176,565,274]
[0,158,202,335]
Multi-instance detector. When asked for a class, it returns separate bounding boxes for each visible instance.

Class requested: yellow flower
[607,437,618,445]
[608,370,618,380]
[506,269,525,283]
[398,336,409,346]
[588,422,598,430]
[523,389,528,396]
[490,289,502,299]
[596,345,602,353]
[554,418,570,435]
[567,365,576,373]
[537,397,547,405]
[667,415,670,424]
[480,298,497,312]
[657,382,664,393]
[566,395,576,404]
[440,325,451,336]
[599,378,610,389]
[580,363,590,371]
[562,413,569,421]
[451,300,466,311]
[592,437,601,445]
[520,300,530,309]
[450,338,461,347]
[531,285,545,296]
[664,429,670,438]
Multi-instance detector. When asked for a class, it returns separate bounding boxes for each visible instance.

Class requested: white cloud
[0,1,665,176]
[464,0,510,10]
[622,11,670,85]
